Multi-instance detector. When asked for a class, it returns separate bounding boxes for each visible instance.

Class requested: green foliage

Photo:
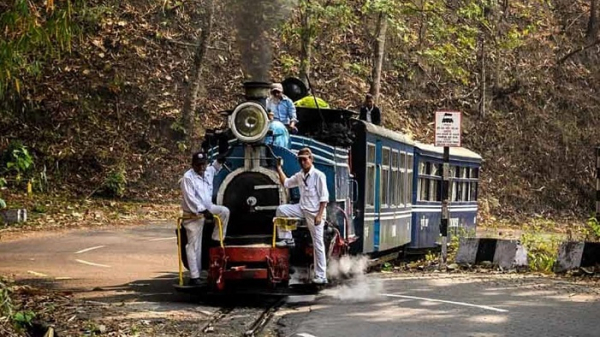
[1,141,34,182]
[521,231,559,273]
[584,216,600,241]
[0,198,6,209]
[0,278,13,318]
[381,262,393,271]
[102,166,127,198]
[0,0,91,98]
[12,310,35,329]
[425,250,437,262]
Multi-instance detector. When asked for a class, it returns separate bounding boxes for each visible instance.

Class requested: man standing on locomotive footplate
[180,151,230,286]
[275,147,329,284]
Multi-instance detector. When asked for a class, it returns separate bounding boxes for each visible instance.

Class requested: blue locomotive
[178,78,482,291]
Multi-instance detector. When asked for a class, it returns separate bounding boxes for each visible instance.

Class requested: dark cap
[192,151,209,165]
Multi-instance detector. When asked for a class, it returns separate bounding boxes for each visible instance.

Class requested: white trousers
[182,205,230,279]
[276,204,327,279]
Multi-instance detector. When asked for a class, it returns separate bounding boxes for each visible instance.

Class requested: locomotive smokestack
[243,81,272,107]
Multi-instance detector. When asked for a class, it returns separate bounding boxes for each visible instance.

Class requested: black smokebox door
[222,172,280,237]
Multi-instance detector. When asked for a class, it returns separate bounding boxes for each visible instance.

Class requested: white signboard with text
[435,111,462,147]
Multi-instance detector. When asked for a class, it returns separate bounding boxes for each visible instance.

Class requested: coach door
[373,140,383,252]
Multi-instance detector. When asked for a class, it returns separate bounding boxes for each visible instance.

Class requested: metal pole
[440,146,450,266]
[596,147,600,222]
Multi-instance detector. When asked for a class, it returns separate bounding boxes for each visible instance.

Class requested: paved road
[279,273,600,337]
[1,223,599,337]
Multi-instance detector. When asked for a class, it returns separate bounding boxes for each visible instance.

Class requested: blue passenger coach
[351,121,415,255]
[410,142,482,249]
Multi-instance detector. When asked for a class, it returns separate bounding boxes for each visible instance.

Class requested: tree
[369,10,388,103]
[181,0,215,152]
[299,2,313,87]
[587,0,599,43]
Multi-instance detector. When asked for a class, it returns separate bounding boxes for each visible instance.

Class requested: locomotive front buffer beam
[208,246,290,290]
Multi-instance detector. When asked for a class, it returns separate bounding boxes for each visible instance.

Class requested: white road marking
[148,237,176,241]
[296,333,319,337]
[55,277,73,280]
[27,270,48,277]
[75,259,111,268]
[382,293,508,313]
[75,245,105,254]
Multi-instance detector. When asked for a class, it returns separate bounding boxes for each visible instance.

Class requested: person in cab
[266,83,298,133]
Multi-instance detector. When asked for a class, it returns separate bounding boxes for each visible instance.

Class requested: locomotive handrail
[271,217,301,247]
[175,213,224,287]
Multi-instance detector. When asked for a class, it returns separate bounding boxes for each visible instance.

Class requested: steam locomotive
[175,78,482,293]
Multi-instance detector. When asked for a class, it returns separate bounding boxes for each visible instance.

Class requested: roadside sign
[435,111,462,147]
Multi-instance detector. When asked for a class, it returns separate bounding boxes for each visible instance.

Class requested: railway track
[200,297,286,336]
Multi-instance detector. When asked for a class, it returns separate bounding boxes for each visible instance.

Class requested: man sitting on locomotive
[265,110,290,148]
[275,147,329,284]
[180,151,230,286]
[266,83,298,134]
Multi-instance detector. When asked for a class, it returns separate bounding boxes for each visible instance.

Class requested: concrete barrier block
[456,238,528,269]
[554,242,585,273]
[554,242,600,273]
[493,240,528,269]
[455,238,479,265]
[0,209,27,224]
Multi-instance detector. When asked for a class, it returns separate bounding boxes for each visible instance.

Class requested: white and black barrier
[455,238,528,269]
[554,242,600,273]
[0,209,28,224]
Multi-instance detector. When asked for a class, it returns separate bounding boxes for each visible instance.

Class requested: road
[1,222,599,336]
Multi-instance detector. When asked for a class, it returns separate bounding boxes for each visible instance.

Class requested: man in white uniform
[180,151,230,286]
[275,147,329,284]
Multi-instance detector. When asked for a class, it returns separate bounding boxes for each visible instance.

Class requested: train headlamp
[229,102,269,143]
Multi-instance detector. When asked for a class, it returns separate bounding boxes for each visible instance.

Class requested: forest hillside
[1,0,599,222]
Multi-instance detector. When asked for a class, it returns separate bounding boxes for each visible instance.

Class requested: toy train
[175,78,482,293]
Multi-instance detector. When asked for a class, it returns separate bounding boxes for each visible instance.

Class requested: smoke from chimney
[228,0,297,82]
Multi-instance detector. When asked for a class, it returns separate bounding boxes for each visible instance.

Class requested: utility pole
[440,147,450,265]
[435,111,462,268]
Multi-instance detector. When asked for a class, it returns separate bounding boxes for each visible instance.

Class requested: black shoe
[188,278,204,286]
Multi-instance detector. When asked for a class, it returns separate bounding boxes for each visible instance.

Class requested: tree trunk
[587,0,599,43]
[369,11,387,103]
[181,0,215,153]
[479,35,486,118]
[299,3,312,87]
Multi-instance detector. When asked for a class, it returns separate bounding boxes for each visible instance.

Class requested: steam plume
[228,0,297,81]
[322,255,384,302]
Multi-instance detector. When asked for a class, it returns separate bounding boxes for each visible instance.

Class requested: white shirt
[180,161,222,214]
[365,106,373,123]
[284,166,329,214]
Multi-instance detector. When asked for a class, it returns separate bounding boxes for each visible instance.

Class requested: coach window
[429,163,441,202]
[406,153,413,205]
[450,165,458,202]
[418,161,430,201]
[391,150,399,207]
[469,167,479,201]
[462,167,469,201]
[398,152,406,208]
[381,147,391,207]
[366,143,376,207]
